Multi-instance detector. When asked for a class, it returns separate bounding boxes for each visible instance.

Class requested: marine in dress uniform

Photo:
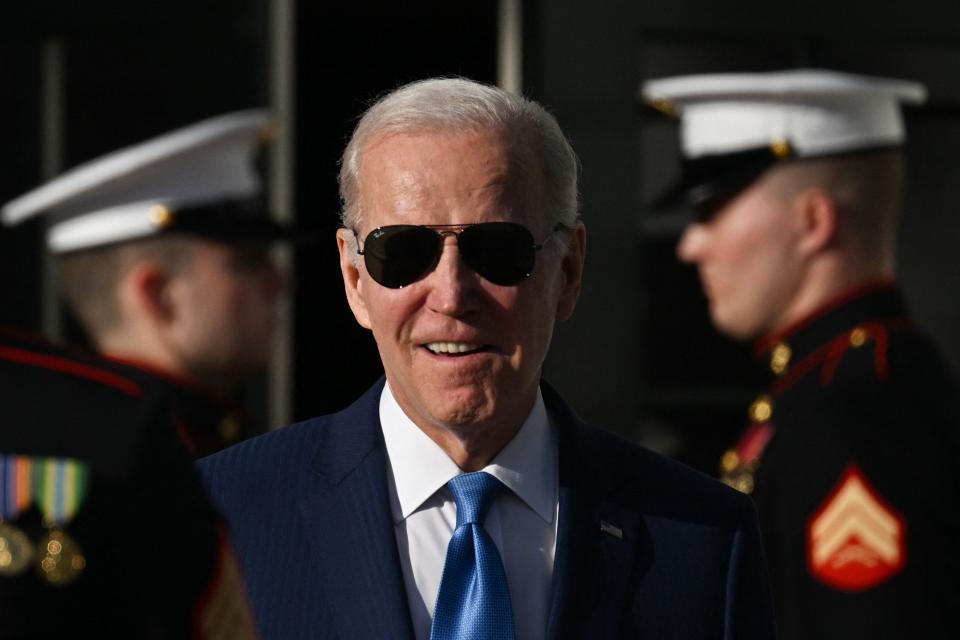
[740,282,960,638]
[1,111,300,457]
[0,326,258,638]
[643,69,960,638]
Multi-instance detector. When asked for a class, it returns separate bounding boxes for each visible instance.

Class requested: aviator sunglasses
[353,222,570,288]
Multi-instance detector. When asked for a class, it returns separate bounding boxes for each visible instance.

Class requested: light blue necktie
[430,471,516,640]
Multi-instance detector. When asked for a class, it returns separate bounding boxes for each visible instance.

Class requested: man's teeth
[426,342,482,354]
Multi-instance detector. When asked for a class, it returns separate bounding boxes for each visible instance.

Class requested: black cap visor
[165,198,312,246]
[650,146,788,214]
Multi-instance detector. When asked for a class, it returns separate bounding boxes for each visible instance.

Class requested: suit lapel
[298,380,415,639]
[544,384,648,639]
[293,379,649,638]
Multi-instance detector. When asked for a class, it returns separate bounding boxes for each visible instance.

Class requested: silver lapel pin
[600,520,623,539]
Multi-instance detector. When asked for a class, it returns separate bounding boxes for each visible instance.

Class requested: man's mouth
[424,342,489,356]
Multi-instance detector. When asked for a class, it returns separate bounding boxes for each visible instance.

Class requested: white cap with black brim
[1,110,298,253]
[640,69,927,209]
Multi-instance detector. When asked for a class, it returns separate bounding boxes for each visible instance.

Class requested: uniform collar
[379,381,556,526]
[101,354,229,403]
[753,279,908,376]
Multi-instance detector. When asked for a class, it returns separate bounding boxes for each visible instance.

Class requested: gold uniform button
[148,204,174,227]
[722,471,755,494]
[733,473,755,494]
[218,416,240,442]
[770,342,792,375]
[749,395,773,423]
[849,327,868,347]
[721,450,740,473]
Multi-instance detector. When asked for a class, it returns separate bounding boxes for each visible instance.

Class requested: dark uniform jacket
[725,283,960,639]
[0,328,258,638]
[199,378,776,639]
[104,355,253,458]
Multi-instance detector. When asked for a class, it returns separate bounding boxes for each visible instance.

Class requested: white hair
[338,77,580,232]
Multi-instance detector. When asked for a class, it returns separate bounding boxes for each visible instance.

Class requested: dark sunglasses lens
[459,223,535,286]
[363,226,440,288]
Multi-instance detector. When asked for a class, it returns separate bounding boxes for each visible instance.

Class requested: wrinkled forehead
[356,128,549,229]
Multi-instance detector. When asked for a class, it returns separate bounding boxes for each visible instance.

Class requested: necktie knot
[431,470,515,640]
[447,471,502,527]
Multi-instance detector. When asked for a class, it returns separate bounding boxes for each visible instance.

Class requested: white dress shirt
[380,382,558,640]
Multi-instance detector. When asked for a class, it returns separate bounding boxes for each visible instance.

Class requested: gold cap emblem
[148,204,174,228]
[770,138,792,158]
[258,123,277,144]
[648,97,677,117]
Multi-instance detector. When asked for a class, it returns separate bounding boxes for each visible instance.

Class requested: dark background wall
[3,1,959,477]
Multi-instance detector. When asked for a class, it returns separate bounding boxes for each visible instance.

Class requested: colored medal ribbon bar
[0,455,37,576]
[34,457,90,586]
[2,455,35,521]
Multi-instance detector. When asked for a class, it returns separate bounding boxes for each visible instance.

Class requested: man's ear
[123,261,176,326]
[555,223,586,321]
[796,188,838,257]
[336,228,372,329]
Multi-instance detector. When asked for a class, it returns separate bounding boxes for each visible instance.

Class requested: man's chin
[427,394,491,429]
[395,372,534,430]
[710,309,757,342]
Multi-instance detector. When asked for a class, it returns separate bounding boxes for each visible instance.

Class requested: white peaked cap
[641,69,926,159]
[639,69,926,207]
[2,110,272,252]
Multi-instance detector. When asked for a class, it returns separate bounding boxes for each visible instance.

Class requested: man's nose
[425,235,478,315]
[676,223,706,264]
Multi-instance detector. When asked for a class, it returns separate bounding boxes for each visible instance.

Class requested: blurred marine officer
[0,326,258,637]
[643,69,960,638]
[1,112,294,457]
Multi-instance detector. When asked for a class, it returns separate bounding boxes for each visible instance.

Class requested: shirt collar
[379,382,556,526]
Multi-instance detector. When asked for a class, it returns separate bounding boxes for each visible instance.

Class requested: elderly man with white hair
[200,77,774,640]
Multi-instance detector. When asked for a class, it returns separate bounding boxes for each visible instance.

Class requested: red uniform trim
[771,341,832,395]
[754,278,897,357]
[0,344,143,397]
[734,421,775,466]
[103,354,232,407]
[766,317,910,396]
[175,418,198,458]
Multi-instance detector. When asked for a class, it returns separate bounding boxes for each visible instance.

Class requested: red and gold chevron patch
[806,464,906,591]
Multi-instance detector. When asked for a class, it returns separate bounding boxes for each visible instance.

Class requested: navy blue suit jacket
[199,380,775,639]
